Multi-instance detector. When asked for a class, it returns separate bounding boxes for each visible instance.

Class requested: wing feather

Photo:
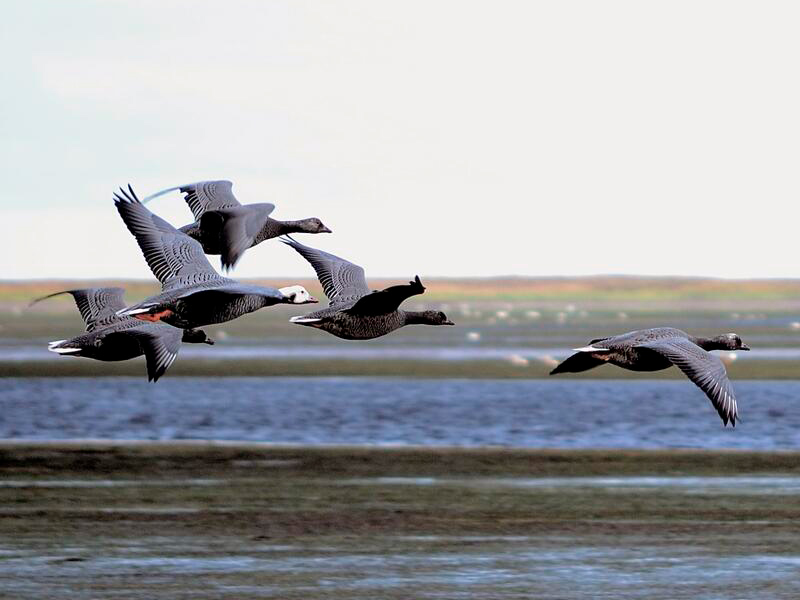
[114,185,228,291]
[636,337,739,426]
[216,204,276,269]
[281,237,369,306]
[30,288,127,332]
[123,325,183,382]
[179,180,241,220]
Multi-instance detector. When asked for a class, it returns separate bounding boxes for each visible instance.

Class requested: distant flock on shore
[31,180,749,427]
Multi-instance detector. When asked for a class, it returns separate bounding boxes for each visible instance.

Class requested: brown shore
[2,443,800,598]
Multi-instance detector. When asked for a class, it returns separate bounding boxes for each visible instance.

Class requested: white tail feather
[290,316,322,323]
[117,306,153,317]
[573,345,610,352]
[48,342,81,354]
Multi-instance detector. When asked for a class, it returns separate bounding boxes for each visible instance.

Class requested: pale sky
[2,1,799,280]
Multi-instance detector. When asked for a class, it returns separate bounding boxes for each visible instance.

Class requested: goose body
[145,180,331,269]
[113,186,317,329]
[32,288,213,382]
[550,327,750,426]
[283,237,454,340]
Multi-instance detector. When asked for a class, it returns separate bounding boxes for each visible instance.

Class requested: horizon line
[5,274,800,284]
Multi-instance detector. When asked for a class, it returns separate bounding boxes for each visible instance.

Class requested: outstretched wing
[549,351,607,375]
[116,324,183,382]
[210,203,275,269]
[114,185,228,292]
[30,288,127,332]
[636,337,739,426]
[281,237,370,306]
[344,276,426,316]
[180,180,241,220]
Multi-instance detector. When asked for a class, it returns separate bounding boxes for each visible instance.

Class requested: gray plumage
[550,327,750,426]
[283,237,454,340]
[32,287,213,382]
[145,180,331,269]
[113,185,317,329]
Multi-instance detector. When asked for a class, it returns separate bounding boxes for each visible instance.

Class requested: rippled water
[1,377,798,448]
[3,528,800,599]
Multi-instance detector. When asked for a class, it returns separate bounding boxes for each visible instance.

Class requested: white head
[279,285,318,304]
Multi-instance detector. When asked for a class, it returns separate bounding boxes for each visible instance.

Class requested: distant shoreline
[2,357,798,379]
[6,275,800,306]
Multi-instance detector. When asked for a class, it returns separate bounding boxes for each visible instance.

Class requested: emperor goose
[113,185,317,329]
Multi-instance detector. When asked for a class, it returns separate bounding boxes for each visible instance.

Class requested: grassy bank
[4,441,800,477]
[5,276,800,380]
[1,357,798,379]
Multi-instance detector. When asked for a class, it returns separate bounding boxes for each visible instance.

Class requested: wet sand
[2,443,800,598]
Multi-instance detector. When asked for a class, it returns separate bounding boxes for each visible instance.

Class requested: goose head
[279,285,318,304]
[416,310,455,326]
[298,218,332,234]
[709,333,750,351]
[182,328,215,345]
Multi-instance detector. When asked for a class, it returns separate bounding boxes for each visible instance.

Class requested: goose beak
[204,338,215,345]
[304,296,318,304]
[443,319,455,326]
[320,226,332,233]
[740,344,750,351]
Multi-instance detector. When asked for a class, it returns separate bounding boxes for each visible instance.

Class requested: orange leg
[133,309,174,322]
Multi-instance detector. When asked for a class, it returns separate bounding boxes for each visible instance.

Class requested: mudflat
[2,443,800,598]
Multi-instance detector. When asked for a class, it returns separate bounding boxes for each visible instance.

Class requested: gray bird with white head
[113,185,318,330]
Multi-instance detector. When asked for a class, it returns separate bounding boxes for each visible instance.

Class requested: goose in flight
[550,327,749,426]
[144,180,331,270]
[282,236,453,340]
[113,185,317,329]
[32,287,213,382]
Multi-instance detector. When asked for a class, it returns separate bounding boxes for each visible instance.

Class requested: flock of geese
[33,180,749,427]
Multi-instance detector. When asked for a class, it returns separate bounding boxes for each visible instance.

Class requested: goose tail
[47,340,82,355]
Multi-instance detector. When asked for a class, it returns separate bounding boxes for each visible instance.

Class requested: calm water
[2,343,799,361]
[1,377,798,448]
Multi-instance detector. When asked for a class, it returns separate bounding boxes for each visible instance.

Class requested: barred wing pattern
[114,186,231,292]
[281,237,370,306]
[180,180,241,220]
[113,324,183,382]
[635,337,739,426]
[30,288,127,332]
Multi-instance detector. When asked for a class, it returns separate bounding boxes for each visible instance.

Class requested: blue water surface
[1,377,797,448]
